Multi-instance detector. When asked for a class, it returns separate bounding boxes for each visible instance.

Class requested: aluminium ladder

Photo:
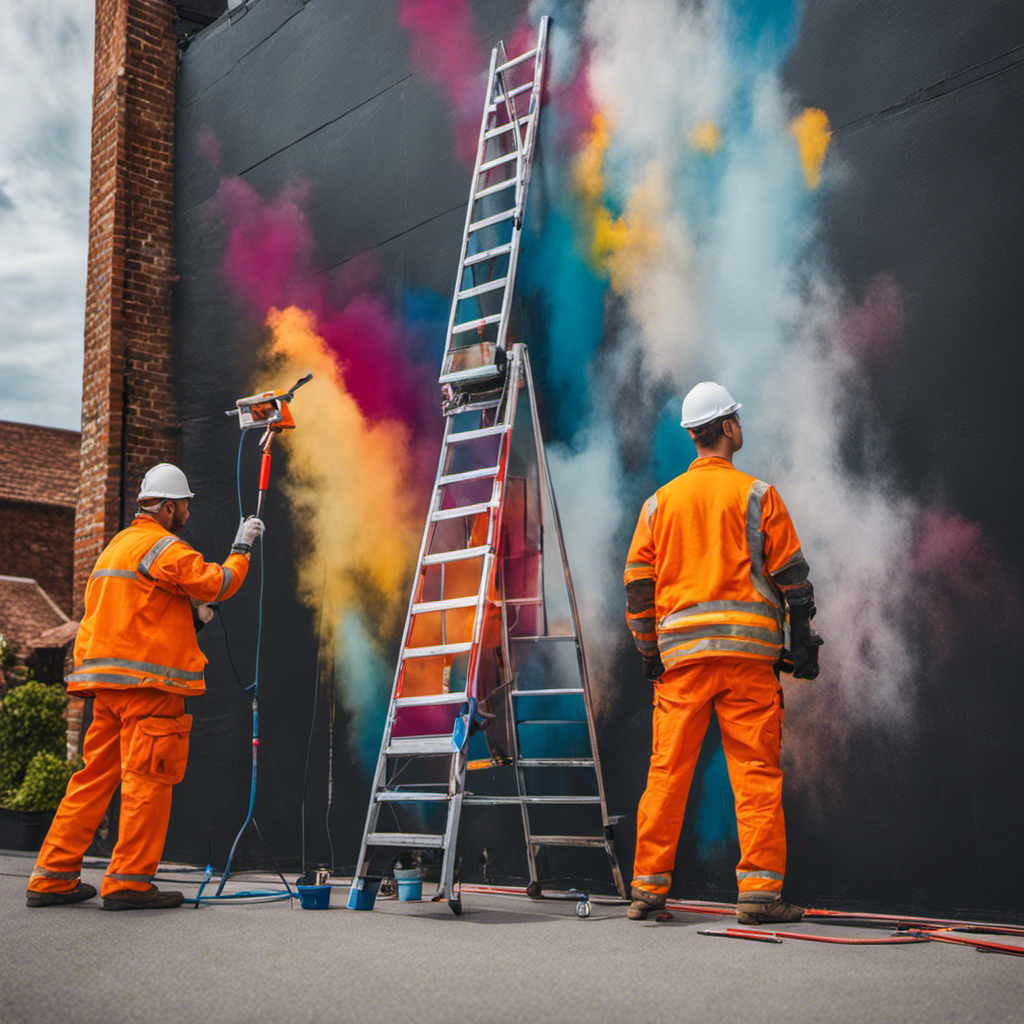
[351,17,625,915]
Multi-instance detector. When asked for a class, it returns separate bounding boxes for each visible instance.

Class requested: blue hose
[187,431,293,906]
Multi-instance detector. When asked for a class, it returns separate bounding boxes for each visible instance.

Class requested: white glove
[232,515,265,553]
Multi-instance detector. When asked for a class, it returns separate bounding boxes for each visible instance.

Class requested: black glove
[786,599,823,680]
[642,653,665,681]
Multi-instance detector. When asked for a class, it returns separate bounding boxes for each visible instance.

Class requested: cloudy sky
[0,0,94,431]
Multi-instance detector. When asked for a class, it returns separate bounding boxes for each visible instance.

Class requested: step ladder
[351,17,625,915]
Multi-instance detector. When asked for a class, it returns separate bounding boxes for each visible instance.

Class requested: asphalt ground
[3,851,1023,1024]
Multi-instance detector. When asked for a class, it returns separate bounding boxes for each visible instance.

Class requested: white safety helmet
[680,381,741,429]
[138,463,195,503]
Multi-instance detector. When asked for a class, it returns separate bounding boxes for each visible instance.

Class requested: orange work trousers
[29,689,192,898]
[632,657,786,901]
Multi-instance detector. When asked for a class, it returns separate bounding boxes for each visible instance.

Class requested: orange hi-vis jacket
[624,456,808,671]
[66,514,250,697]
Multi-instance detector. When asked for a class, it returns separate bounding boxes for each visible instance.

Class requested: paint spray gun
[226,373,313,517]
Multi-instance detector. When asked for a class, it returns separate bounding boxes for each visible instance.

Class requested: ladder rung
[484,118,527,141]
[464,795,602,805]
[422,545,491,565]
[515,758,595,768]
[530,836,608,849]
[489,81,533,107]
[512,688,585,697]
[463,242,513,267]
[431,500,497,522]
[478,152,518,174]
[439,466,499,486]
[451,313,503,335]
[394,693,467,708]
[376,791,450,803]
[411,596,479,614]
[474,177,517,200]
[505,597,544,606]
[457,277,508,300]
[402,642,474,660]
[468,209,515,232]
[445,424,508,442]
[495,48,538,74]
[385,735,456,756]
[510,635,577,642]
[439,365,506,387]
[367,832,446,849]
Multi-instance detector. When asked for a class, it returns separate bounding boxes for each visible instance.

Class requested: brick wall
[0,501,76,615]
[76,0,181,618]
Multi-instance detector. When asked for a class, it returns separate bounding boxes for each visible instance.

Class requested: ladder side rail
[514,15,550,227]
[441,44,502,382]
[519,346,627,896]
[353,414,461,875]
[492,43,524,222]
[493,25,548,355]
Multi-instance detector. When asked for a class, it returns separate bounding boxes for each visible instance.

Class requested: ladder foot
[449,897,463,916]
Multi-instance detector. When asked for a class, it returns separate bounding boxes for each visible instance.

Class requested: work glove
[191,601,216,633]
[642,653,665,682]
[785,600,823,680]
[231,515,265,554]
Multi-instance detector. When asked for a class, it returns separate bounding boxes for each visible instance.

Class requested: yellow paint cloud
[256,305,422,637]
[790,107,832,189]
[688,121,723,154]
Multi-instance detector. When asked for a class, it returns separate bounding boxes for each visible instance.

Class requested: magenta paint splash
[197,124,221,170]
[398,0,484,164]
[840,273,906,370]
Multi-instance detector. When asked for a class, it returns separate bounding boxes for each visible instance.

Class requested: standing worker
[25,464,264,910]
[624,383,822,924]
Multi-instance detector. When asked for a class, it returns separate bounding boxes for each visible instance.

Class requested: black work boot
[627,886,667,920]
[102,884,185,911]
[736,897,803,925]
[26,882,97,908]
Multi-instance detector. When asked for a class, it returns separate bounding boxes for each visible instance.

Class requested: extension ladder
[351,17,625,915]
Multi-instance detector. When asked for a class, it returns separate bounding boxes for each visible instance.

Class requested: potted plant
[0,678,79,851]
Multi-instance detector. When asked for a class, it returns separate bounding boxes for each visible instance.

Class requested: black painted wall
[169,0,1024,918]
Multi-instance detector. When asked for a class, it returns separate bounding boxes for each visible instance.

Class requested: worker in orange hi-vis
[623,383,822,925]
[26,463,264,911]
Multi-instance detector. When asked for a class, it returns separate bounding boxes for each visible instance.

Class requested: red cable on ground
[699,927,928,946]
[913,930,1024,957]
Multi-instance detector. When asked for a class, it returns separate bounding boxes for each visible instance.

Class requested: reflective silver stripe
[747,480,783,610]
[137,535,181,579]
[91,569,139,580]
[629,617,656,633]
[773,548,808,574]
[66,672,192,690]
[32,867,80,880]
[643,493,658,528]
[216,566,233,601]
[737,869,784,882]
[660,636,781,661]
[635,640,660,654]
[661,600,781,630]
[106,872,154,883]
[660,623,782,645]
[78,658,204,682]
[632,873,671,888]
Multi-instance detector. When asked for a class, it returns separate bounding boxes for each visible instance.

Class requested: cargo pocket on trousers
[774,688,785,749]
[126,714,192,785]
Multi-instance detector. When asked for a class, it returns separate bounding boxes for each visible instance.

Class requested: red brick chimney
[76,0,181,617]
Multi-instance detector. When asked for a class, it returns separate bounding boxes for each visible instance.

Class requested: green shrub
[0,679,68,800]
[5,751,80,812]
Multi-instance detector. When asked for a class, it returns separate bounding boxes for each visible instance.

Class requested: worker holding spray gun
[25,463,264,911]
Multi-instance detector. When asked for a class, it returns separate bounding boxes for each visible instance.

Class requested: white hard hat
[138,463,194,502]
[680,381,741,429]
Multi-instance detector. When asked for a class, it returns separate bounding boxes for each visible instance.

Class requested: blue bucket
[346,876,381,911]
[296,884,332,910]
[394,868,422,902]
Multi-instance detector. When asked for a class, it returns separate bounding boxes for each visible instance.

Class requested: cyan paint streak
[518,210,608,445]
[335,611,392,773]
[693,746,738,862]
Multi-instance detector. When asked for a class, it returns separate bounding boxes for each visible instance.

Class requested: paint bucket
[393,867,422,902]
[296,885,332,910]
[346,876,381,911]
